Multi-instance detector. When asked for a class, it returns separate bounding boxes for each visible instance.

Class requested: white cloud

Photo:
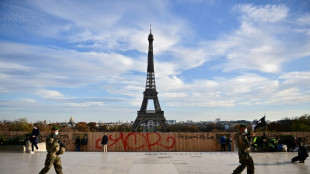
[296,14,310,26]
[208,4,310,73]
[261,87,310,105]
[64,102,105,107]
[22,0,186,55]
[0,61,31,71]
[155,72,310,108]
[20,98,37,103]
[35,90,64,99]
[0,42,142,93]
[161,92,188,99]
[169,46,208,71]
[239,4,288,23]
[280,71,310,88]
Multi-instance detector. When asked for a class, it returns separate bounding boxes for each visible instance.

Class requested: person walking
[232,124,255,174]
[30,124,40,153]
[292,142,309,163]
[220,135,227,151]
[227,135,232,151]
[101,133,109,152]
[39,126,65,174]
[75,136,80,151]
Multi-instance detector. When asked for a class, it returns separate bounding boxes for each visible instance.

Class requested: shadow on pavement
[255,161,292,166]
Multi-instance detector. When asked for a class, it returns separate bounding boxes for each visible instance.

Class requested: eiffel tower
[132,28,167,132]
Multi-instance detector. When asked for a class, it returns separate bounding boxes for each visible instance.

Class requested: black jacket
[75,138,81,146]
[101,135,108,144]
[31,128,40,143]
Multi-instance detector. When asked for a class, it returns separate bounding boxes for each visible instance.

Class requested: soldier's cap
[239,124,247,128]
[52,126,59,131]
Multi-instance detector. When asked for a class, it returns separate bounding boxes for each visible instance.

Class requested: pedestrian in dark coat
[30,124,40,153]
[101,133,109,152]
[75,136,81,151]
[220,135,227,151]
[81,135,88,151]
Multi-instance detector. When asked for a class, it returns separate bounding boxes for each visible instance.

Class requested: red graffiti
[95,132,175,151]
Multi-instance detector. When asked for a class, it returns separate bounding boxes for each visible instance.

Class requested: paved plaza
[0,151,309,174]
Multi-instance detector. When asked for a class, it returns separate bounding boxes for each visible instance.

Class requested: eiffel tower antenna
[150,24,152,33]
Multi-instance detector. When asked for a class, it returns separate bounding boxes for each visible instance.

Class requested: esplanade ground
[0,151,309,174]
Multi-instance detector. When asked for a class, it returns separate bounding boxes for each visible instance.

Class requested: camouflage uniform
[233,133,255,174]
[39,134,63,174]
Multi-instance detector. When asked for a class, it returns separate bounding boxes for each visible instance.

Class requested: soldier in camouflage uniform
[39,126,65,174]
[232,124,255,174]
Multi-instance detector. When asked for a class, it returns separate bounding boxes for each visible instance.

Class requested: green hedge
[0,134,29,145]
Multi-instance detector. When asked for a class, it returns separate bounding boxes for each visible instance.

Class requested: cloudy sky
[0,0,309,123]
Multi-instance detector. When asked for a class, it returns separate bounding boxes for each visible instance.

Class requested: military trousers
[233,153,255,174]
[39,152,63,174]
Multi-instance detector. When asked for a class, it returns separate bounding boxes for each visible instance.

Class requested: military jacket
[235,133,251,153]
[46,134,61,153]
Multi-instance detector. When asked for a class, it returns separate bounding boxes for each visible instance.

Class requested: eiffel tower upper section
[139,28,162,111]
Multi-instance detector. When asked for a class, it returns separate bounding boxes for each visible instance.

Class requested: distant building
[166,120,176,124]
[68,116,75,127]
[57,116,75,127]
[98,121,131,127]
[140,120,159,132]
[215,118,220,122]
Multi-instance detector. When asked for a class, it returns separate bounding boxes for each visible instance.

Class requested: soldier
[39,126,65,174]
[233,124,255,174]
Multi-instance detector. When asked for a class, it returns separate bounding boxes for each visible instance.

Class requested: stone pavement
[0,151,309,174]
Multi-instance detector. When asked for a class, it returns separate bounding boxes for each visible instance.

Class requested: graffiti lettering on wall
[41,133,72,146]
[95,132,176,151]
[72,133,88,142]
[177,133,214,140]
[40,133,88,146]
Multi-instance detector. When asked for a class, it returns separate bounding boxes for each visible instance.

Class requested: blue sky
[0,0,309,123]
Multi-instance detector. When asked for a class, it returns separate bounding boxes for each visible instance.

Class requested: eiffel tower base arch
[132,111,167,132]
